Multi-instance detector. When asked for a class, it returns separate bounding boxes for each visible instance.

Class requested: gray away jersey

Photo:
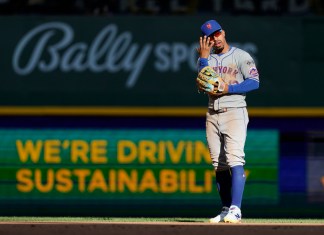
[205,46,259,110]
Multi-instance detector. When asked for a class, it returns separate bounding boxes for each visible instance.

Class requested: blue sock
[215,169,232,208]
[230,165,246,208]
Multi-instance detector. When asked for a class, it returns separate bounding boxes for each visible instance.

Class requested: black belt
[215,108,228,113]
[209,108,228,114]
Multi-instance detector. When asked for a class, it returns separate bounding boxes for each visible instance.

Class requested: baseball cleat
[209,206,229,223]
[224,205,242,223]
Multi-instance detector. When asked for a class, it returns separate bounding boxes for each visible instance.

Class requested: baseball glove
[196,66,225,95]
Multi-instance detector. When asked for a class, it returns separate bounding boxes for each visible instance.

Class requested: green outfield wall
[0,16,323,110]
[0,129,278,216]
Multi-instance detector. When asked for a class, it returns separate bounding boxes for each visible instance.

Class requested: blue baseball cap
[201,20,222,36]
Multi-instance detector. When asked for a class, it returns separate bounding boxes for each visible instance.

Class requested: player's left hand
[196,66,226,95]
[211,80,229,97]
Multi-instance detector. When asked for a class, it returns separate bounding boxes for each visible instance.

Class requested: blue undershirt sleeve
[198,58,209,71]
[228,78,259,94]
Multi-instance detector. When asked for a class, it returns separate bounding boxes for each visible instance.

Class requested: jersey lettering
[214,66,239,77]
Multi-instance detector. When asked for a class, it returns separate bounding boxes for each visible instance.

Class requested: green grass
[0,217,323,224]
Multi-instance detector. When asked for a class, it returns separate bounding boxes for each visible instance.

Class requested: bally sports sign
[12,21,258,88]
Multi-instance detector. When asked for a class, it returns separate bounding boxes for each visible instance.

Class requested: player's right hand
[197,35,214,58]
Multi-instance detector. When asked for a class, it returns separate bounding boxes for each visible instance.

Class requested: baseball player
[196,19,260,223]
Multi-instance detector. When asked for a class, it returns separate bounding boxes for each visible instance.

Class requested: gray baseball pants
[206,107,249,171]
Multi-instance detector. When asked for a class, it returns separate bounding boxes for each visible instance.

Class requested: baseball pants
[206,107,249,171]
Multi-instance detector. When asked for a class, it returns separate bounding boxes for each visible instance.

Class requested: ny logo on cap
[206,23,212,29]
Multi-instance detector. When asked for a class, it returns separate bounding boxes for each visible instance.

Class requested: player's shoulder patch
[249,67,259,77]
[246,59,255,66]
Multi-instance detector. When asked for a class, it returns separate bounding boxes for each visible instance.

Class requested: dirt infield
[0,222,324,235]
